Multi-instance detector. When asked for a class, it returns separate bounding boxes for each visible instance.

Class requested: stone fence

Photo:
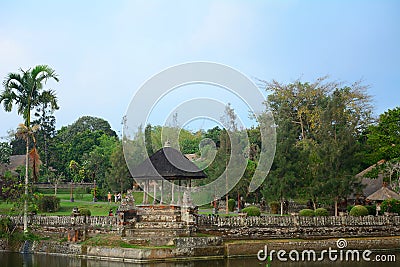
[196,215,400,239]
[0,215,118,228]
[196,214,400,227]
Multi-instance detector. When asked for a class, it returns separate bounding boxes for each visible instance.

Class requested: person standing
[107,192,112,203]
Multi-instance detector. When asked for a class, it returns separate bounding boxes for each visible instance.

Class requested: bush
[242,206,261,216]
[381,198,400,214]
[79,208,91,216]
[349,205,369,216]
[347,205,354,213]
[0,217,14,238]
[315,208,329,216]
[269,201,280,214]
[365,205,376,216]
[37,196,60,212]
[299,209,315,216]
[228,199,235,212]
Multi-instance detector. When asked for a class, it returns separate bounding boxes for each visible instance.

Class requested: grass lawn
[0,192,144,216]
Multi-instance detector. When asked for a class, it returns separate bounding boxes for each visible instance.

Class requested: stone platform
[122,204,196,246]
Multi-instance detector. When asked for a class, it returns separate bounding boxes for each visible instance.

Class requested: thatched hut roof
[131,146,207,180]
[366,186,400,201]
[0,155,26,176]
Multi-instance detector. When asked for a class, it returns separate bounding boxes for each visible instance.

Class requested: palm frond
[16,123,29,141]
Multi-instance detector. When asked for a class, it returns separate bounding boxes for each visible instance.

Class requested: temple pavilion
[131,141,207,206]
[119,142,207,245]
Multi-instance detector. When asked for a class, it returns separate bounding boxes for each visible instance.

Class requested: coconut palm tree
[0,65,59,233]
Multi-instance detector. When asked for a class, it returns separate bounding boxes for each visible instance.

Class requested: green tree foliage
[0,171,23,201]
[50,116,118,179]
[1,65,59,232]
[261,77,372,215]
[32,90,59,170]
[145,123,154,155]
[81,134,117,187]
[37,195,60,212]
[364,107,400,164]
[381,198,400,214]
[0,142,12,165]
[106,142,132,193]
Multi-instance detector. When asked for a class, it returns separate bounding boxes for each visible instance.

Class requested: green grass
[81,234,175,249]
[0,193,121,216]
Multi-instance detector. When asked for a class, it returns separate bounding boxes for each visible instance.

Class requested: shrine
[118,142,207,245]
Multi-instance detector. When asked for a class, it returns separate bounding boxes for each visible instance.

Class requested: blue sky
[0,0,399,139]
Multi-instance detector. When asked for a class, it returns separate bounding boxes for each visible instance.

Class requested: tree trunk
[280,200,284,216]
[23,138,29,233]
[335,199,338,217]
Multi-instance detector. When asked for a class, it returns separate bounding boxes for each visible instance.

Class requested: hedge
[37,196,60,212]
[349,205,369,216]
[242,206,261,216]
[315,208,329,216]
[299,209,315,216]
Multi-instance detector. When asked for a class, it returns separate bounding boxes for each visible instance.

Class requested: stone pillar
[160,180,164,204]
[171,182,175,205]
[153,181,157,204]
[177,180,181,206]
[142,182,146,205]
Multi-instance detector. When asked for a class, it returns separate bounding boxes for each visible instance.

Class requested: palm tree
[0,65,59,233]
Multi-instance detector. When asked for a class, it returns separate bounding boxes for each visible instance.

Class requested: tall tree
[364,107,400,164]
[106,142,132,194]
[0,65,59,232]
[32,90,59,170]
[145,124,154,156]
[261,77,372,215]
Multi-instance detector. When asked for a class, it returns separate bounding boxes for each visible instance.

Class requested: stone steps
[134,221,186,229]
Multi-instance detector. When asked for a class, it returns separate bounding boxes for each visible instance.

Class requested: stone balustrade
[196,214,400,239]
[0,215,118,228]
[196,214,400,228]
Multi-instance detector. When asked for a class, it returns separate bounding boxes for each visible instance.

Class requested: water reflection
[0,252,398,267]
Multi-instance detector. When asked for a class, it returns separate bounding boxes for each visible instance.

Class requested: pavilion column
[145,180,149,204]
[177,180,182,206]
[160,180,164,204]
[153,181,157,205]
[142,182,146,205]
[171,182,175,205]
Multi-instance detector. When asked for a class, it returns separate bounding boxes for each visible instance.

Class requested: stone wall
[1,215,118,228]
[196,215,400,239]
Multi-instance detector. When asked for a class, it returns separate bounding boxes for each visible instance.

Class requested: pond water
[0,251,398,267]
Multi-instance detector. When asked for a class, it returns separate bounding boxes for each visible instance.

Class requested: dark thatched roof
[131,147,207,180]
[366,186,400,201]
[351,160,385,198]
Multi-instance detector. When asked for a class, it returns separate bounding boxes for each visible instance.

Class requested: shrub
[269,201,280,214]
[381,198,400,214]
[242,206,261,216]
[315,208,329,216]
[37,196,60,212]
[0,217,14,238]
[79,208,91,216]
[299,209,315,216]
[349,205,369,216]
[228,199,235,212]
[365,205,376,216]
[347,205,354,213]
